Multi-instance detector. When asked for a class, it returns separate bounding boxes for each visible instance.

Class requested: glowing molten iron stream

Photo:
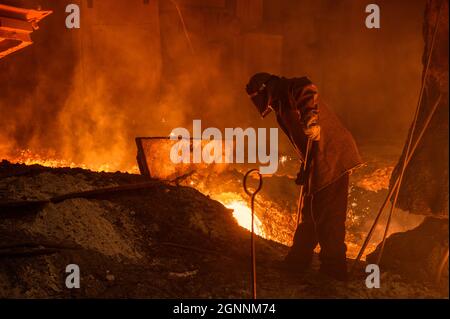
[224,200,264,237]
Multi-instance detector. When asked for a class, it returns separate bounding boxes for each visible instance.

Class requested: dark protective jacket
[273,76,363,194]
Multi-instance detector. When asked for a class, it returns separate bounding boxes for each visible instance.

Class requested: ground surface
[0,156,447,298]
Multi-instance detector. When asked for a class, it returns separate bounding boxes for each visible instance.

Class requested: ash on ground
[0,140,446,298]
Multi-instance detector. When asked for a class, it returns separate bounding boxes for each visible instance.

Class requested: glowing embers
[226,200,264,237]
[213,192,265,237]
[5,149,138,173]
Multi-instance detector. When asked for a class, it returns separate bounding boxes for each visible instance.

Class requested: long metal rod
[375,0,444,266]
[351,94,442,271]
[375,95,442,265]
[243,169,263,299]
[436,249,449,284]
[296,138,313,226]
[351,0,444,270]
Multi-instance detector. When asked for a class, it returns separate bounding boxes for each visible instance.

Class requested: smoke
[280,0,427,142]
[0,0,427,172]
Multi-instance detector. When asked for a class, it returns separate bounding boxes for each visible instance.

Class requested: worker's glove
[295,169,306,186]
[304,124,320,141]
[302,109,320,141]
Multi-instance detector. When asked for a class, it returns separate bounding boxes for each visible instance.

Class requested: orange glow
[5,149,139,173]
[225,200,264,236]
[210,191,265,237]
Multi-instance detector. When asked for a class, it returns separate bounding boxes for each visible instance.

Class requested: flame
[224,200,264,237]
[4,149,139,173]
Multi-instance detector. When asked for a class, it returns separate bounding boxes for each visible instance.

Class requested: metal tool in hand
[296,138,313,226]
[243,169,263,300]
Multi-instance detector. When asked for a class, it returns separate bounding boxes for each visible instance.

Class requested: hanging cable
[169,0,196,55]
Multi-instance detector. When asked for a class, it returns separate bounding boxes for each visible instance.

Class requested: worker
[245,73,362,281]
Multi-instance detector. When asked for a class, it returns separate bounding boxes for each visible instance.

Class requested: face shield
[247,83,272,118]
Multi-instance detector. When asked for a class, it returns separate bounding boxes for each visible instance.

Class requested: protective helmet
[245,72,274,118]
